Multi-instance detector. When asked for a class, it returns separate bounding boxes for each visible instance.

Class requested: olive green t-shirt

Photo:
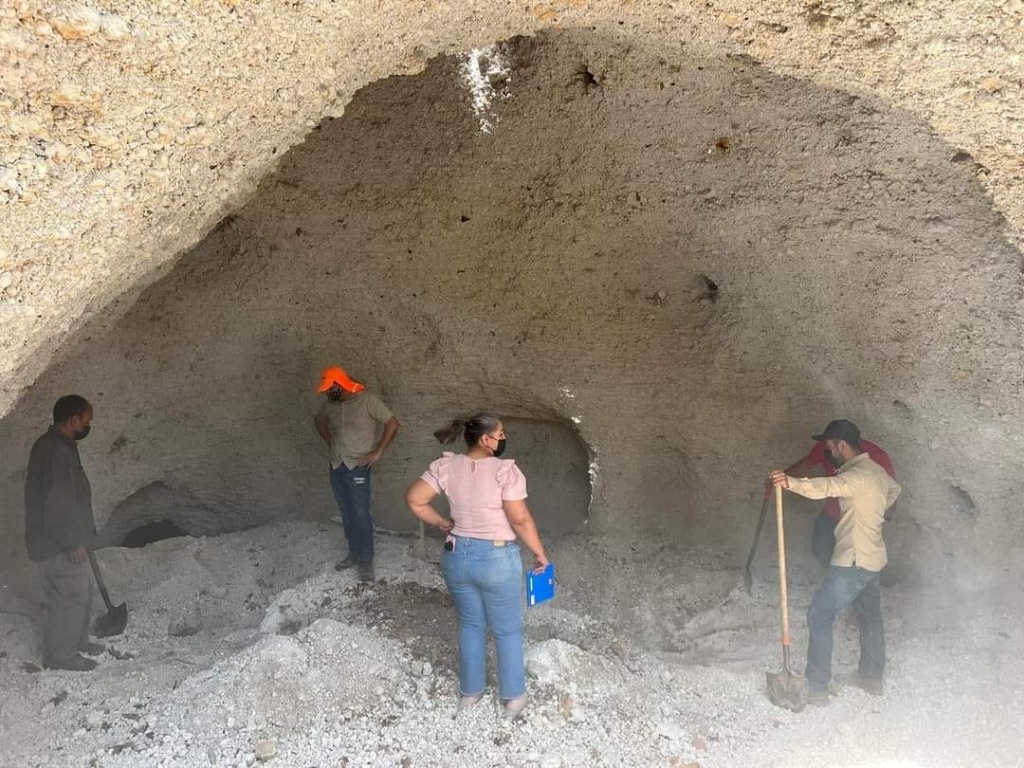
[316,392,395,470]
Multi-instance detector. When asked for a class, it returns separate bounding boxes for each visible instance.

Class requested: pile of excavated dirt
[2,521,1021,767]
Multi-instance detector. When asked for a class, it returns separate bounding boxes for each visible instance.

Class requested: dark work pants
[811,511,838,570]
[806,565,885,693]
[39,554,93,663]
[329,463,374,562]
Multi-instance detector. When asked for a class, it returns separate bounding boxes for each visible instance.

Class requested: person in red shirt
[783,420,896,569]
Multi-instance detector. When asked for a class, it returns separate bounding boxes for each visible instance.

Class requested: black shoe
[78,640,106,656]
[807,688,830,707]
[334,555,356,571]
[357,561,375,583]
[44,653,98,672]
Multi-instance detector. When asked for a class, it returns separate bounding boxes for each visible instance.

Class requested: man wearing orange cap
[314,366,400,582]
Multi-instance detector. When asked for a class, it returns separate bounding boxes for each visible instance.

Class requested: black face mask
[824,449,840,468]
[73,424,91,441]
[326,390,343,402]
[492,438,507,458]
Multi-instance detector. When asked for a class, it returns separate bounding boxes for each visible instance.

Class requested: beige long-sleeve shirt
[786,452,901,572]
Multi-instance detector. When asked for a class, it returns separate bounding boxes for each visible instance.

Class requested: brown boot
[44,653,97,672]
[78,640,106,656]
[835,672,883,695]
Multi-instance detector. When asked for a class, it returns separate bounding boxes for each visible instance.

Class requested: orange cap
[316,366,365,394]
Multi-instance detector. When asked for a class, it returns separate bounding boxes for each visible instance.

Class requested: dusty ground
[2,521,1021,768]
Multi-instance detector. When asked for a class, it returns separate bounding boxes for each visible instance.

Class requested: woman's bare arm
[503,499,549,571]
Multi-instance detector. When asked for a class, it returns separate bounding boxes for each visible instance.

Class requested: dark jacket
[24,426,95,561]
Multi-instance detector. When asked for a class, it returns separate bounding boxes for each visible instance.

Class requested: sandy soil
[2,521,1020,768]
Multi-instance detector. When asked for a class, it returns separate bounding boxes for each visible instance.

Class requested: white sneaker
[503,695,528,720]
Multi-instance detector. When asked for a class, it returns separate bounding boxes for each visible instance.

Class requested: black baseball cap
[812,419,861,443]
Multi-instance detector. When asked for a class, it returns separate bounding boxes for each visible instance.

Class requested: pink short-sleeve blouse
[420,452,528,541]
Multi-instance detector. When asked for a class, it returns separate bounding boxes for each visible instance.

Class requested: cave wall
[1,30,1021,591]
[1,1,1023,421]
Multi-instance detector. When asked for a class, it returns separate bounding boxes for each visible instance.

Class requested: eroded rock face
[1,31,1020,590]
[1,1,1022,417]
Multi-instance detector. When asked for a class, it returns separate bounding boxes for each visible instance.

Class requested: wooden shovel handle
[87,549,116,612]
[775,484,790,649]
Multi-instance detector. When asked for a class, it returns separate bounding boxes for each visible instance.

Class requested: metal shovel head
[766,668,807,712]
[93,602,128,638]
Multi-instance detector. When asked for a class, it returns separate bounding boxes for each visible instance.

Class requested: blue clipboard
[526,563,555,607]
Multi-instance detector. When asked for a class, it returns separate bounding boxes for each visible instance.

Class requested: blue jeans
[329,463,373,562]
[811,512,838,570]
[806,565,885,692]
[441,537,525,700]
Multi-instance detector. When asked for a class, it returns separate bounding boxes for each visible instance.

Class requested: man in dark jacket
[25,394,103,671]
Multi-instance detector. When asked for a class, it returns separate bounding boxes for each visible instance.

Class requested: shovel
[765,484,807,711]
[743,488,771,595]
[87,549,128,638]
[411,520,427,560]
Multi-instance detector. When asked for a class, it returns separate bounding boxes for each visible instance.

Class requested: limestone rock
[168,604,202,637]
[48,4,101,40]
[99,13,129,40]
[525,639,580,685]
[254,739,277,761]
[0,28,39,56]
[50,84,102,107]
[81,128,119,149]
[0,167,19,194]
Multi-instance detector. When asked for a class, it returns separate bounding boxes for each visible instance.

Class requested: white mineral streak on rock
[459,45,510,134]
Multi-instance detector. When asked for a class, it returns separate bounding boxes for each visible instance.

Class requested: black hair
[434,413,501,448]
[846,439,862,451]
[53,394,91,424]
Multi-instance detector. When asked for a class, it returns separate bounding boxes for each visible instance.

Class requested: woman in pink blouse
[405,413,549,720]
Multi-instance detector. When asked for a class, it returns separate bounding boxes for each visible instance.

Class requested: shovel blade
[93,602,128,638]
[766,669,807,712]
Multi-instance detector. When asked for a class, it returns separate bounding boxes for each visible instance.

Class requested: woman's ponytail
[433,413,501,447]
[433,419,466,445]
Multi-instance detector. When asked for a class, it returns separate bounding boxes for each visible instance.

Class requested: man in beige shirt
[314,366,400,582]
[770,419,901,707]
